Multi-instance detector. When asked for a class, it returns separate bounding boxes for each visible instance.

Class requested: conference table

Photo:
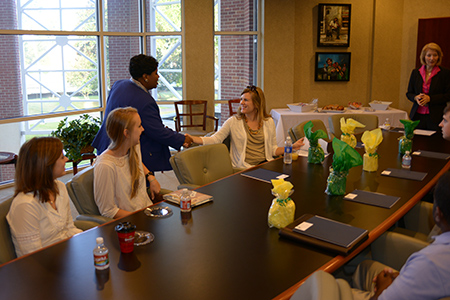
[1,130,450,300]
[271,107,409,147]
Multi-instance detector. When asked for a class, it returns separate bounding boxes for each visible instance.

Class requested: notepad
[381,168,427,181]
[413,129,436,136]
[279,214,368,255]
[412,150,450,160]
[344,189,400,208]
[241,168,289,183]
[163,190,213,207]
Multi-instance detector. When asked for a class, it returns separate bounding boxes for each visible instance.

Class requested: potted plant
[51,114,101,162]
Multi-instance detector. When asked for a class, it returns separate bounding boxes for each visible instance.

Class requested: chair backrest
[0,195,17,264]
[66,166,101,216]
[174,100,208,133]
[328,114,379,139]
[289,119,331,143]
[169,144,234,188]
[228,99,241,116]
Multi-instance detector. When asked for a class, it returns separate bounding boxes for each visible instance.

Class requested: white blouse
[6,180,82,257]
[93,145,152,219]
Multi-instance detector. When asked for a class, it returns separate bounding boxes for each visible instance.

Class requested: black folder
[413,150,450,160]
[381,168,427,181]
[241,168,288,183]
[279,214,368,255]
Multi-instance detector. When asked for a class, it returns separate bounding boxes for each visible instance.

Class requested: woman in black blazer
[406,43,450,130]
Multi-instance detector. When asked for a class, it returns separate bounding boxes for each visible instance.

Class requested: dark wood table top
[1,130,450,300]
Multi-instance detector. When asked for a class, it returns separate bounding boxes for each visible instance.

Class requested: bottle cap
[96,237,104,244]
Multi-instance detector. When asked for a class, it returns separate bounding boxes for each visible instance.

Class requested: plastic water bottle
[93,237,109,270]
[402,151,411,169]
[180,188,192,212]
[284,136,293,164]
[383,118,391,130]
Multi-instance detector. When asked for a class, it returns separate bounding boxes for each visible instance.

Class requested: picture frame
[317,3,351,47]
[315,52,351,81]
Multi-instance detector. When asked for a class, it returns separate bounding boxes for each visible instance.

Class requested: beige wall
[263,0,450,116]
[183,0,215,130]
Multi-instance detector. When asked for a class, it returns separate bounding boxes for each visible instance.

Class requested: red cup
[115,222,136,253]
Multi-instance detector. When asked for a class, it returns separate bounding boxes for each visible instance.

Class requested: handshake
[182,134,202,148]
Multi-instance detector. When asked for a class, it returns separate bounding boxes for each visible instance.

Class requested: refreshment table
[271,107,408,147]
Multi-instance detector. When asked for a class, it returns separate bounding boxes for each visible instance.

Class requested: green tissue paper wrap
[325,138,363,195]
[303,121,328,164]
[398,119,420,155]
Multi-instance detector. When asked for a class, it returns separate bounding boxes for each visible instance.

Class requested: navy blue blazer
[406,66,450,126]
[92,79,185,172]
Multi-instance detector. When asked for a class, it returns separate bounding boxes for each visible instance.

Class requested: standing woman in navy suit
[406,43,450,131]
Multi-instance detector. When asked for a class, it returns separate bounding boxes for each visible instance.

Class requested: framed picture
[317,3,351,47]
[315,52,351,81]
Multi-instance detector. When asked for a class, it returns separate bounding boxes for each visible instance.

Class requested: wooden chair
[173,100,218,136]
[227,99,241,116]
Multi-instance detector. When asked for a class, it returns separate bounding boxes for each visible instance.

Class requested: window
[0,0,182,183]
[214,0,261,125]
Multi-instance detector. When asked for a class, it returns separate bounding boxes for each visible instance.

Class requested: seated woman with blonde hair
[94,107,155,219]
[187,86,304,169]
[7,137,82,257]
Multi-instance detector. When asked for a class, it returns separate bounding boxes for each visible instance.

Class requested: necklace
[245,118,262,135]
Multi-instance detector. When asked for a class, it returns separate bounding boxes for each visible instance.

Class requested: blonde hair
[420,42,443,66]
[106,107,141,199]
[14,137,63,203]
[237,86,270,125]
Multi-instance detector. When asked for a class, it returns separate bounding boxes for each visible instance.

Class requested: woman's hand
[148,176,161,200]
[415,93,430,106]
[292,137,305,151]
[185,134,203,145]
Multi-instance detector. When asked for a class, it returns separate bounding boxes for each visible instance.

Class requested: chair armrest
[74,220,101,231]
[177,184,200,190]
[402,201,434,235]
[76,214,113,224]
[206,115,219,131]
[290,270,342,300]
[371,231,429,271]
[173,116,180,132]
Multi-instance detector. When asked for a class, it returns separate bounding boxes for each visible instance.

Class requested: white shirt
[94,145,152,218]
[6,180,82,257]
[200,116,279,169]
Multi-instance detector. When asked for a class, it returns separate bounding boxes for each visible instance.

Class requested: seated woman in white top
[187,86,305,169]
[7,137,82,257]
[94,107,154,219]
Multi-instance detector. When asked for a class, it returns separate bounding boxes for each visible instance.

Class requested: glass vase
[398,136,412,155]
[308,145,325,164]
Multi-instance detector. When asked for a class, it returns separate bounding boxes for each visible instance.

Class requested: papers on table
[279,214,368,255]
[381,168,427,181]
[241,168,289,183]
[387,128,436,136]
[163,190,213,207]
[298,138,330,158]
[412,150,450,160]
[344,189,400,208]
[414,129,436,136]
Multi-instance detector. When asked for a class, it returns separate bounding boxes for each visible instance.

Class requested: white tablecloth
[271,107,409,147]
